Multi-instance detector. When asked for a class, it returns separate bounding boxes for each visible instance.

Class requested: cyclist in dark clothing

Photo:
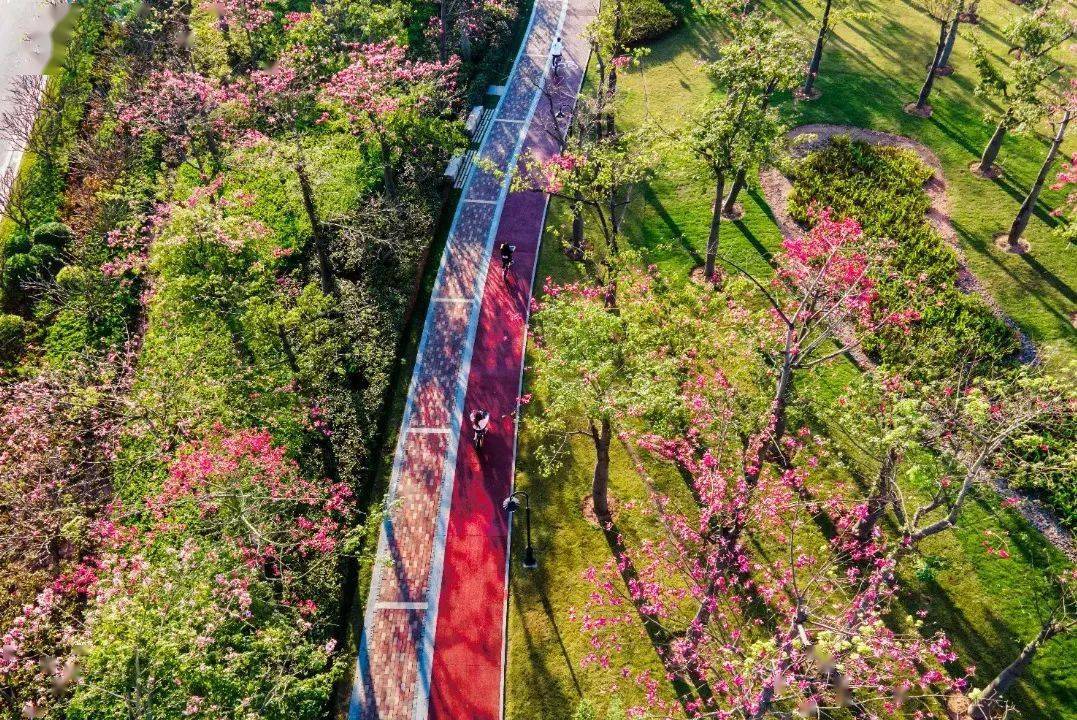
[499,243,515,280]
[469,408,490,449]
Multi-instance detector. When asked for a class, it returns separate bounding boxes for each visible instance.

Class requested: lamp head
[502,496,520,512]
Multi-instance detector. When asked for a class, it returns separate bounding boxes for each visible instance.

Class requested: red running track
[427,3,593,719]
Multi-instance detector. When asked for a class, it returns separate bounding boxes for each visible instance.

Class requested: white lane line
[464,197,498,204]
[432,297,473,304]
[375,601,429,610]
[407,427,451,435]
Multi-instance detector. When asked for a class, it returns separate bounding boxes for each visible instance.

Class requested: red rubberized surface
[427,3,591,716]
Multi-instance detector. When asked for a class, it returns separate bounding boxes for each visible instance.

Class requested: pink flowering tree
[1049,150,1077,243]
[8,426,356,720]
[246,49,338,294]
[0,358,133,716]
[202,0,277,67]
[514,118,655,277]
[145,426,354,587]
[579,380,970,719]
[118,69,247,175]
[727,209,920,458]
[430,0,518,62]
[323,40,460,196]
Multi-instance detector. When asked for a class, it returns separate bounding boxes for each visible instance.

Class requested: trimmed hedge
[787,137,1018,369]
[607,0,680,46]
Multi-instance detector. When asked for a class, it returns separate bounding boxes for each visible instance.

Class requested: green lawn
[506,1,1076,718]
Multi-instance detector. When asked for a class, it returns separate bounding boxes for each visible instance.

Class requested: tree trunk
[1008,109,1070,245]
[916,19,949,110]
[969,621,1061,719]
[803,0,832,96]
[591,417,613,523]
[295,155,335,296]
[769,345,794,462]
[723,167,747,215]
[937,6,962,70]
[856,447,900,547]
[569,207,585,257]
[373,126,397,197]
[978,119,1007,173]
[704,174,725,281]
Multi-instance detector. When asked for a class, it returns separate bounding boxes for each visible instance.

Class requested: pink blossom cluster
[324,40,460,121]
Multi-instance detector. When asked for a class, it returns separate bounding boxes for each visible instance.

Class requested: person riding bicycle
[469,408,490,449]
[499,243,516,278]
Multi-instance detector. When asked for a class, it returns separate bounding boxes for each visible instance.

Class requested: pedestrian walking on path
[551,36,564,76]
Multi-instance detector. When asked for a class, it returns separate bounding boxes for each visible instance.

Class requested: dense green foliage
[787,136,1019,368]
[0,0,523,716]
[1005,408,1077,531]
[618,0,680,45]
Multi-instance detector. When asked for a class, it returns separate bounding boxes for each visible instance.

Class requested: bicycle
[470,409,490,450]
[499,243,516,281]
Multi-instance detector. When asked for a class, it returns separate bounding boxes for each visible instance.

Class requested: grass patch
[507,0,1076,717]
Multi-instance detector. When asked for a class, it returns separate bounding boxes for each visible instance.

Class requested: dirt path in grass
[759,124,1074,562]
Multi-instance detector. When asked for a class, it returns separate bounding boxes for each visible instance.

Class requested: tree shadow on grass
[1017,248,1077,305]
[898,574,1051,719]
[510,574,579,717]
[638,180,704,267]
[602,520,708,712]
[951,217,1075,331]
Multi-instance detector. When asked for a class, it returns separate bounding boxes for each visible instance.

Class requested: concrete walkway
[347,0,595,716]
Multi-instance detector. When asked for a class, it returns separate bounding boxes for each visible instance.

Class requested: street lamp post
[502,491,538,569]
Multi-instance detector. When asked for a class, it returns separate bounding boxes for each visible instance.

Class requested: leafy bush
[30,221,74,249]
[788,137,1017,367]
[1005,409,1077,530]
[3,253,39,294]
[613,0,680,45]
[0,314,27,366]
[3,233,31,257]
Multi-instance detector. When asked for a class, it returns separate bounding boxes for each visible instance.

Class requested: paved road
[0,0,70,183]
[347,0,594,717]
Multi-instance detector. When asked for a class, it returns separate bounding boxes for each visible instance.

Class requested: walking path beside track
[348,0,595,717]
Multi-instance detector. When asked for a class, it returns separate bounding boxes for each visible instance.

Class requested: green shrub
[31,221,75,249]
[55,264,88,293]
[29,243,63,275]
[0,313,27,366]
[788,137,1017,367]
[188,3,232,79]
[3,253,39,293]
[1006,411,1077,530]
[4,232,31,257]
[609,0,679,46]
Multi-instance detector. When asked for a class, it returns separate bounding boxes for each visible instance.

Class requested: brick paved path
[348,0,594,717]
